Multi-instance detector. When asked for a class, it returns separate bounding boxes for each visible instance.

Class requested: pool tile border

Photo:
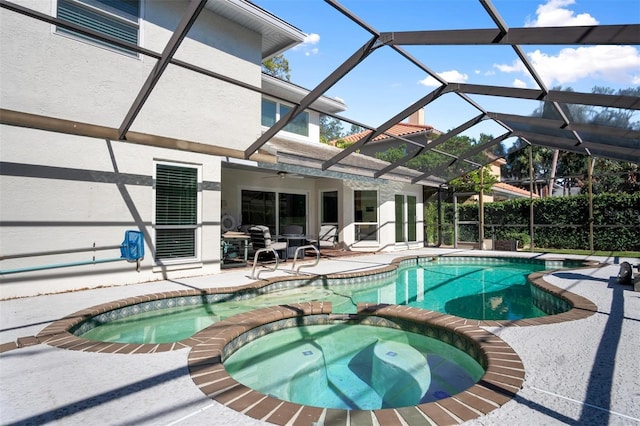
[187,301,526,426]
[27,254,602,354]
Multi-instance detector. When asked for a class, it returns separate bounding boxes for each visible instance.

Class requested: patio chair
[248,225,287,261]
[309,225,338,250]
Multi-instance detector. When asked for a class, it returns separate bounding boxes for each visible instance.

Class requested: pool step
[325,364,382,409]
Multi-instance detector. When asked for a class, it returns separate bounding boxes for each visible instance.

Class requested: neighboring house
[492,182,540,201]
[334,109,441,157]
[0,0,427,298]
[461,158,539,202]
[487,159,539,202]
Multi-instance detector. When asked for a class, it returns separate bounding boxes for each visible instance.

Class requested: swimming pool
[75,257,576,344]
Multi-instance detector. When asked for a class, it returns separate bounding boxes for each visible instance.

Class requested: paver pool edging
[187,301,525,426]
[22,254,601,354]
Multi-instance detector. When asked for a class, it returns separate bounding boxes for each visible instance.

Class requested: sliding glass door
[241,190,306,234]
[241,190,276,232]
[278,193,306,234]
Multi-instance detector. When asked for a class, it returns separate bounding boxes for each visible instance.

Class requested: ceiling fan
[267,171,304,180]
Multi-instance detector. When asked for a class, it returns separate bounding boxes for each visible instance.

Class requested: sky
[253,0,640,143]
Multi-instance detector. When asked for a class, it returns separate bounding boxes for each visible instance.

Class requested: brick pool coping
[12,254,600,355]
[187,302,525,426]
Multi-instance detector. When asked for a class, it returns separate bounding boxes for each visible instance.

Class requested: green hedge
[454,193,640,251]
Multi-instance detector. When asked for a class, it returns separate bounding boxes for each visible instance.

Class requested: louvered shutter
[57,0,139,55]
[155,164,198,260]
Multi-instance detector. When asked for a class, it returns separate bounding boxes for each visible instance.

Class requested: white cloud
[494,45,640,87]
[418,70,468,87]
[513,79,528,88]
[525,0,598,27]
[293,33,320,56]
[494,61,526,74]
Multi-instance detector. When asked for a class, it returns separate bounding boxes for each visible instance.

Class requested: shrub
[446,192,639,251]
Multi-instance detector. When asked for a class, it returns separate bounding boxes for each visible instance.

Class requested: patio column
[529,145,535,252]
[479,167,485,249]
[453,194,458,249]
[588,156,594,254]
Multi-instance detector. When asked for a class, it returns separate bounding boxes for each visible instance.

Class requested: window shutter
[155,164,198,260]
[156,165,197,226]
[57,0,139,54]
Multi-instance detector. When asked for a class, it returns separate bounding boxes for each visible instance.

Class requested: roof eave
[262,74,348,114]
[205,0,306,59]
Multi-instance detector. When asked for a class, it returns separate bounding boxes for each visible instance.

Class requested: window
[395,195,417,243]
[321,191,338,224]
[407,195,417,242]
[354,190,377,241]
[261,98,309,137]
[395,194,404,243]
[280,105,309,137]
[57,0,140,55]
[261,99,277,128]
[155,164,199,261]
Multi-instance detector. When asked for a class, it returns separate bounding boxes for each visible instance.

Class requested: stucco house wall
[0,1,267,298]
[0,126,222,297]
[0,0,262,148]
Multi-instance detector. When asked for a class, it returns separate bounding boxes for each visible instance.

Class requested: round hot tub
[187,302,525,425]
[224,322,483,410]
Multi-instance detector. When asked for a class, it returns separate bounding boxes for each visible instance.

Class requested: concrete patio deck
[1,248,638,425]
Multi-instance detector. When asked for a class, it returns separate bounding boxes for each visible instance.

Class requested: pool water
[79,259,559,343]
[224,324,484,410]
[80,288,341,343]
[346,263,549,320]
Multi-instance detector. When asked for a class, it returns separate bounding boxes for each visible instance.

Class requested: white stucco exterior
[0,0,294,298]
[0,126,222,297]
[0,0,262,148]
[1,0,425,299]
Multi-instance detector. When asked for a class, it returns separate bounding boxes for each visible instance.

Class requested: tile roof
[493,182,540,198]
[331,122,436,146]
